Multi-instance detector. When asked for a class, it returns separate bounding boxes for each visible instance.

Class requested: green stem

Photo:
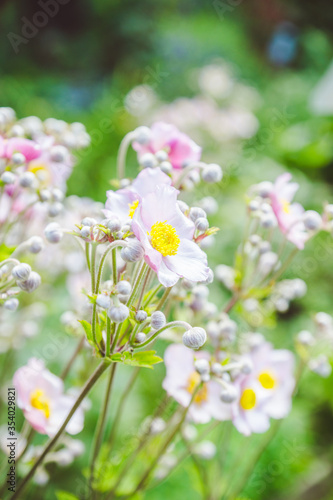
[117,131,135,180]
[85,242,91,272]
[10,361,110,500]
[133,320,191,349]
[106,317,113,358]
[60,336,85,380]
[126,262,149,309]
[155,287,172,311]
[143,284,163,308]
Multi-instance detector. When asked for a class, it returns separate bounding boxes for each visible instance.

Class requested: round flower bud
[44,222,63,243]
[195,217,209,232]
[258,241,271,254]
[150,417,166,435]
[194,358,210,375]
[135,310,148,322]
[118,294,128,304]
[159,161,172,174]
[326,204,333,218]
[11,152,26,165]
[135,332,147,344]
[96,294,111,309]
[256,181,273,198]
[120,178,131,188]
[27,236,44,254]
[40,189,51,202]
[4,298,19,311]
[297,330,314,346]
[50,145,68,163]
[314,312,332,329]
[151,311,166,330]
[220,384,237,403]
[107,218,122,232]
[52,188,65,202]
[260,213,277,229]
[201,163,223,183]
[219,318,237,338]
[81,217,96,227]
[10,124,24,137]
[292,278,307,298]
[0,107,15,123]
[107,304,129,323]
[248,199,260,212]
[155,150,168,162]
[258,251,278,276]
[211,362,223,376]
[134,126,151,145]
[19,171,35,188]
[80,226,91,238]
[177,200,189,214]
[139,153,158,169]
[1,171,16,184]
[194,441,216,460]
[12,263,31,281]
[48,202,63,217]
[241,358,253,374]
[18,271,41,293]
[116,280,131,295]
[182,327,207,349]
[121,241,145,262]
[303,210,322,231]
[189,207,206,222]
[215,265,235,289]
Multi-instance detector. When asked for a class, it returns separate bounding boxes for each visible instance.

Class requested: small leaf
[0,243,16,261]
[110,350,163,369]
[56,491,79,500]
[78,320,94,346]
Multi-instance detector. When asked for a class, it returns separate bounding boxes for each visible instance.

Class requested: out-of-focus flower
[163,344,230,424]
[231,342,295,436]
[132,184,209,286]
[0,137,41,162]
[13,358,84,437]
[132,122,202,170]
[269,173,307,249]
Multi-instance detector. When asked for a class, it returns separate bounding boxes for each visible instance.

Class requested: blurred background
[1,0,333,499]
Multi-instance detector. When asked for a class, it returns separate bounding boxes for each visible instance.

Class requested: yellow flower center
[187,372,208,404]
[149,221,180,257]
[28,163,50,183]
[281,199,291,214]
[128,199,139,218]
[258,371,276,389]
[30,388,51,419]
[240,388,256,410]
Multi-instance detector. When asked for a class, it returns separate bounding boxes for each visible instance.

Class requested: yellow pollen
[128,199,139,218]
[240,388,256,410]
[281,199,290,214]
[186,372,208,404]
[30,388,51,419]
[258,371,276,389]
[149,221,180,257]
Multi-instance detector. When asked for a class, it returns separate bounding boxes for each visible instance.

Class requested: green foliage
[110,350,163,369]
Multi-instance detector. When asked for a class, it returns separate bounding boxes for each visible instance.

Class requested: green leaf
[78,320,94,346]
[109,350,163,369]
[56,492,79,500]
[0,243,16,261]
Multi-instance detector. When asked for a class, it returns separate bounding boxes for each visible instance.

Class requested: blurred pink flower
[0,137,41,162]
[132,184,209,286]
[13,358,84,437]
[231,342,295,436]
[132,122,202,169]
[163,344,231,424]
[270,173,307,249]
[103,167,171,224]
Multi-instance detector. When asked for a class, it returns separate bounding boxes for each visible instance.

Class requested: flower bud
[4,298,19,311]
[18,271,41,293]
[194,358,210,375]
[50,145,68,163]
[121,241,145,262]
[81,217,96,227]
[40,189,51,202]
[220,384,237,403]
[135,332,147,344]
[135,310,148,322]
[248,199,260,211]
[241,358,253,374]
[19,171,35,188]
[48,202,63,217]
[314,312,333,329]
[195,217,209,232]
[211,362,223,376]
[309,355,332,378]
[256,181,273,198]
[12,263,31,281]
[193,441,216,460]
[118,294,128,304]
[27,236,44,254]
[11,152,26,165]
[52,188,64,202]
[303,210,322,231]
[292,278,307,298]
[107,304,129,323]
[140,153,158,169]
[151,311,166,330]
[116,280,131,296]
[1,171,16,184]
[44,222,63,243]
[106,218,122,232]
[159,161,172,174]
[134,126,151,145]
[177,200,189,214]
[182,327,207,349]
[96,294,111,309]
[215,265,235,289]
[201,163,223,183]
[258,241,271,254]
[80,226,91,238]
[296,330,314,346]
[189,206,206,222]
[260,213,277,229]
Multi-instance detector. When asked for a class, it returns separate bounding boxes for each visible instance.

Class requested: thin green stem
[106,317,113,357]
[117,131,135,180]
[133,320,191,349]
[85,242,91,272]
[155,286,172,311]
[112,248,117,284]
[143,284,162,308]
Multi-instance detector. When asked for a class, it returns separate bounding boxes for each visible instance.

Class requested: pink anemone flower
[231,342,295,436]
[132,122,202,170]
[13,358,84,437]
[163,344,231,424]
[0,137,41,162]
[132,184,209,286]
[270,173,307,249]
[103,167,171,225]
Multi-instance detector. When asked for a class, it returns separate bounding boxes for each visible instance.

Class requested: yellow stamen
[28,163,50,183]
[30,388,51,419]
[149,221,180,257]
[187,372,208,404]
[240,388,256,410]
[281,199,290,214]
[258,371,276,389]
[128,199,139,218]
